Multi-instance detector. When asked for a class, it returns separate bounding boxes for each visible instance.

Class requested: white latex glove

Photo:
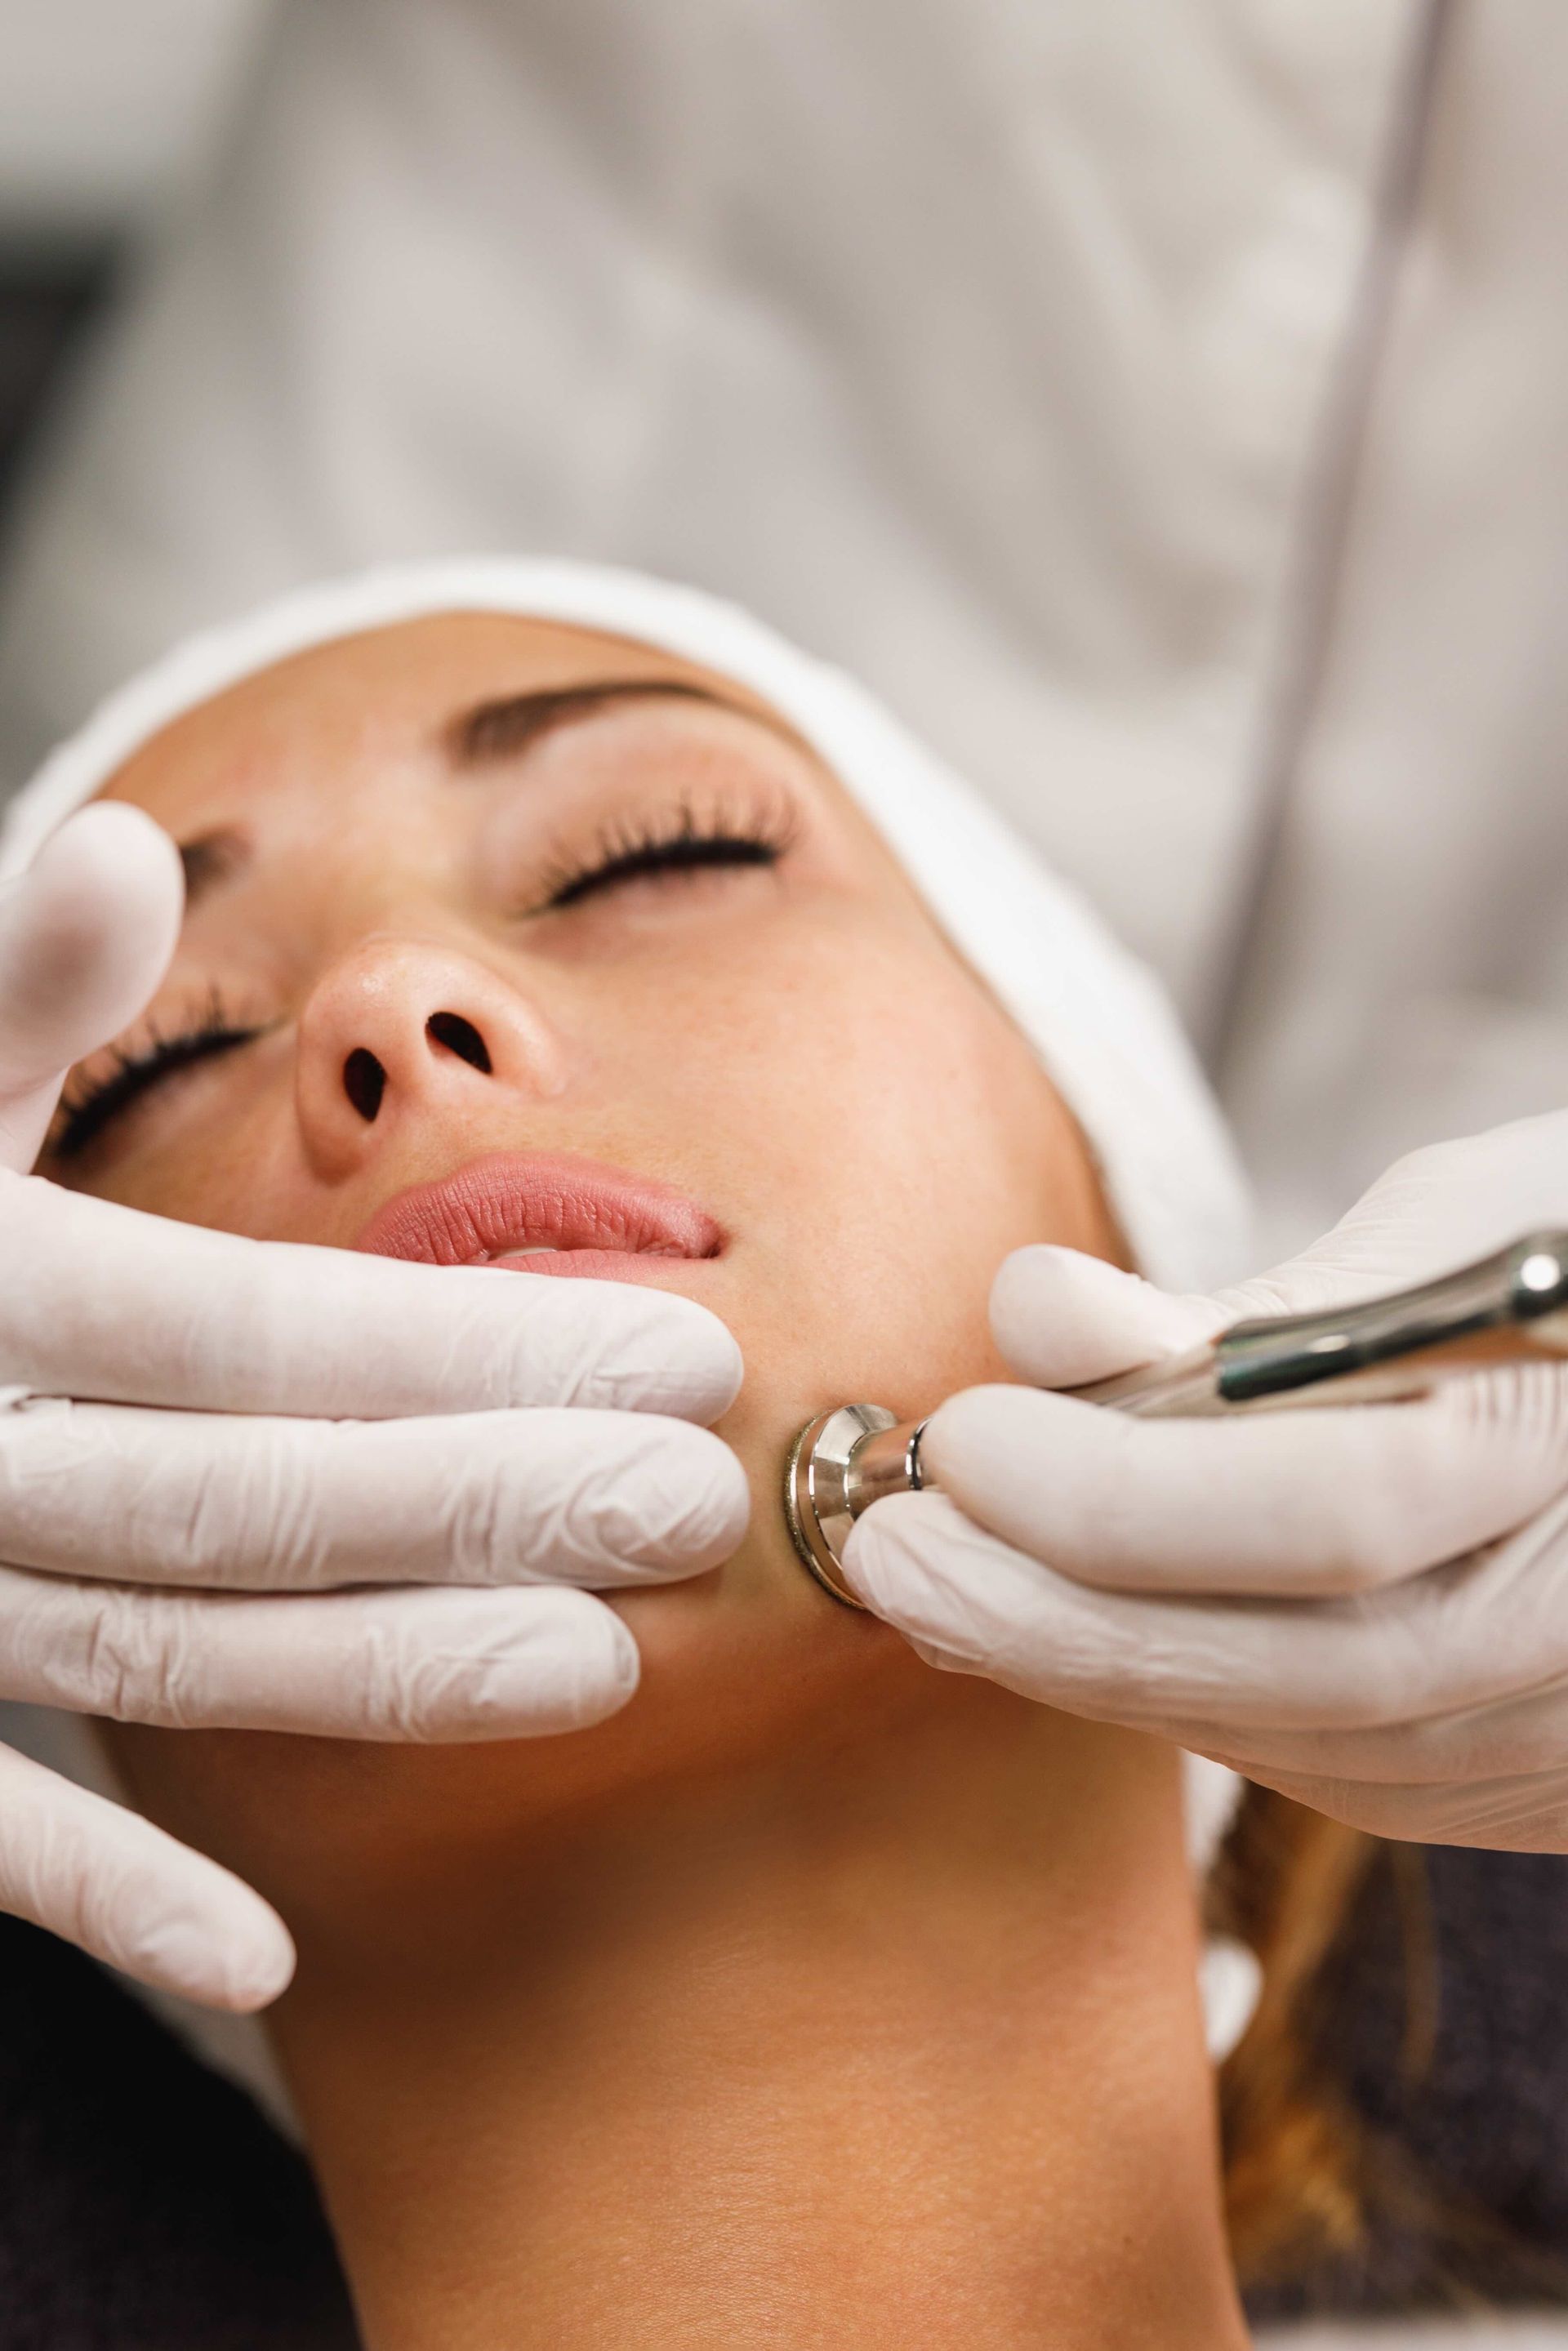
[0,807,748,2007]
[846,1112,1568,1852]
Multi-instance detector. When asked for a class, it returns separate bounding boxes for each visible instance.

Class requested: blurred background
[0,0,267,516]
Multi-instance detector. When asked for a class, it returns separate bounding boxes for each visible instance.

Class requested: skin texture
[45,614,1248,2349]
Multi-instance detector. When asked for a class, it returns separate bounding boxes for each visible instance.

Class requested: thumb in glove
[0,803,183,1171]
[989,1109,1568,1396]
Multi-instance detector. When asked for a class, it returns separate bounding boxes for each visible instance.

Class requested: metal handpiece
[785,1229,1568,1609]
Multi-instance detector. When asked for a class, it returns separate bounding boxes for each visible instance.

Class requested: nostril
[343,1048,387,1122]
[425,1011,493,1074]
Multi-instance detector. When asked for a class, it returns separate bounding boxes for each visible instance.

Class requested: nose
[296,939,567,1178]
[340,1008,490,1122]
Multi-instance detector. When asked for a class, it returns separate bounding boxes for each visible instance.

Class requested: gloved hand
[0,807,748,2007]
[846,1112,1568,1851]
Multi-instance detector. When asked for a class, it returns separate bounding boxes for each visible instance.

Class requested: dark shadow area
[0,246,118,525]
[0,1912,356,2351]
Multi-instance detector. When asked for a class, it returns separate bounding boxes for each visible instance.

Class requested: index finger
[2,1177,743,1423]
[843,1488,1568,1739]
[922,1372,1568,1597]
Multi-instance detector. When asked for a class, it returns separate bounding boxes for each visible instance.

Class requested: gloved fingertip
[844,1491,1055,1682]
[127,1883,297,2013]
[688,1440,752,1566]
[27,803,184,966]
[617,1425,751,1578]
[209,1914,299,2015]
[464,1599,643,1734]
[583,1291,744,1423]
[840,1492,953,1623]
[675,1316,745,1424]
[0,804,185,1124]
[920,1382,1019,1466]
[990,1245,1215,1386]
[606,1611,642,1697]
[45,799,181,879]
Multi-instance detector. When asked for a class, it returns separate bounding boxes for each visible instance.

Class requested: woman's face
[49,613,1118,1922]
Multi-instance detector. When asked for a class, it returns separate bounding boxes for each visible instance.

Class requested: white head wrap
[2,557,1248,1289]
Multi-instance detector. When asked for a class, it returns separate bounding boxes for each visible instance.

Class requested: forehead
[100,611,824,834]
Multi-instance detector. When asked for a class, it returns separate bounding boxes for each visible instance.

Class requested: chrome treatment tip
[785,1403,928,1610]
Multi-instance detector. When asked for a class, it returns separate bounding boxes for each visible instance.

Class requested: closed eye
[49,1001,263,1160]
[537,804,798,912]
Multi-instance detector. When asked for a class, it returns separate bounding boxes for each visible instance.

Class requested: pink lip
[352,1152,724,1280]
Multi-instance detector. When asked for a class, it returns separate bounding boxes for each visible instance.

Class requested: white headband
[2,557,1249,1290]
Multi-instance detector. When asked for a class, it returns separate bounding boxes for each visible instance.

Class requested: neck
[271,1690,1247,2351]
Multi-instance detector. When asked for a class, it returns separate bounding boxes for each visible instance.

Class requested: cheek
[801,996,1091,1409]
[631,902,1109,1416]
[66,1074,318,1241]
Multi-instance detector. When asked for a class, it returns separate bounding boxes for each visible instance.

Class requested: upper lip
[352,1151,724,1265]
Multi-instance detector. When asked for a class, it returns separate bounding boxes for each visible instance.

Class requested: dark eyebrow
[178,828,250,909]
[446,679,786,768]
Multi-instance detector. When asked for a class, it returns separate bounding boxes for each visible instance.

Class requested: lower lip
[353,1152,724,1277]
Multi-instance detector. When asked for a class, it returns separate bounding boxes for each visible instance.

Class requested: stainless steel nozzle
[785,1229,1568,1610]
[786,1405,930,1607]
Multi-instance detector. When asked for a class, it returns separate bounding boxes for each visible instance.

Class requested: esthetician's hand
[846,1113,1568,1851]
[0,808,747,2006]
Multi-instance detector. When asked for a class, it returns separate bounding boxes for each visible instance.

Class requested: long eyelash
[536,797,800,911]
[50,986,263,1161]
